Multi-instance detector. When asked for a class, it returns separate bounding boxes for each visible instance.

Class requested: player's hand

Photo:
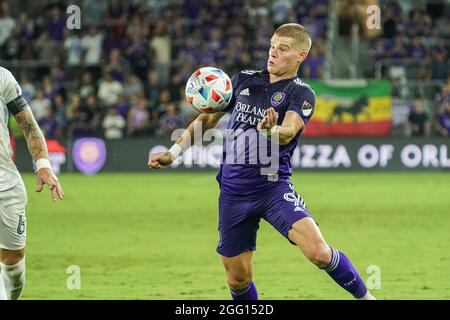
[36,168,64,202]
[148,152,173,170]
[257,107,279,131]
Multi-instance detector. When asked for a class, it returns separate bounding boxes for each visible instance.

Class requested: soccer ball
[185,67,233,113]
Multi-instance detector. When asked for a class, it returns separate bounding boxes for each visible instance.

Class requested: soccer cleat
[357,291,376,300]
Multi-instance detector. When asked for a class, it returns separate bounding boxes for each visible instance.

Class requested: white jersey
[0,66,24,191]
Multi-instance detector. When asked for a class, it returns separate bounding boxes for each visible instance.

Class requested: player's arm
[258,87,315,144]
[148,112,225,169]
[257,108,303,145]
[14,106,64,201]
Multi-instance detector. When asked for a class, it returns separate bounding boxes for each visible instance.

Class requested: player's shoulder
[0,66,12,75]
[290,77,316,97]
[0,66,15,82]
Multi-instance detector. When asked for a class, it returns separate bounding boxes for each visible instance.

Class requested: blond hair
[274,23,312,52]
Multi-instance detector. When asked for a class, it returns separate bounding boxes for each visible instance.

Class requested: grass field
[19,172,450,300]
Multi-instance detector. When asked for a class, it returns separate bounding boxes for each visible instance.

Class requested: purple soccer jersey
[215,69,316,257]
[213,70,370,300]
[217,69,316,196]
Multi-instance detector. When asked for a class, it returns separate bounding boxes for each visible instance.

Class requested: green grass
[19,172,450,300]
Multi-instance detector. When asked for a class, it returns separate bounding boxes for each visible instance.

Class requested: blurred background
[1,0,449,173]
[1,0,450,299]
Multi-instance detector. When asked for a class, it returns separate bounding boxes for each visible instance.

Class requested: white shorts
[0,182,27,250]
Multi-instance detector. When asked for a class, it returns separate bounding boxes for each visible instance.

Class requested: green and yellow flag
[304,80,392,136]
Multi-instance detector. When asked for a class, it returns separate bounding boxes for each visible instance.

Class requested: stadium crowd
[1,0,448,139]
[366,0,450,137]
[0,0,328,140]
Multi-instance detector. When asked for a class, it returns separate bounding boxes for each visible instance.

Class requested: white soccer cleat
[357,291,376,300]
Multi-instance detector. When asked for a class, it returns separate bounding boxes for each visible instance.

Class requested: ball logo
[73,138,107,175]
[271,92,285,107]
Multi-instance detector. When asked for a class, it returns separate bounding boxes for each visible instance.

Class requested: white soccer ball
[185,67,233,113]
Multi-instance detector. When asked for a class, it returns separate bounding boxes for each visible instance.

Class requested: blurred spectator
[145,69,161,108]
[79,71,96,99]
[38,106,58,139]
[124,73,144,98]
[0,1,16,57]
[405,99,431,137]
[127,97,151,136]
[17,12,35,60]
[408,36,426,60]
[46,5,66,41]
[83,94,102,135]
[67,93,92,138]
[34,31,58,61]
[98,71,124,107]
[30,89,51,121]
[150,21,171,86]
[82,0,107,27]
[81,26,104,66]
[125,15,151,78]
[435,84,450,110]
[105,48,129,82]
[156,89,172,118]
[169,72,183,102]
[17,12,34,43]
[49,57,67,88]
[106,0,127,33]
[301,46,325,79]
[53,94,68,138]
[64,31,83,66]
[103,108,126,139]
[382,6,399,39]
[431,51,449,80]
[113,93,131,120]
[436,104,450,137]
[42,76,58,101]
[245,0,270,25]
[160,103,185,137]
[20,75,36,102]
[388,35,408,62]
[272,0,293,26]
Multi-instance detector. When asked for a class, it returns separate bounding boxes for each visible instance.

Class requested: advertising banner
[13,137,450,173]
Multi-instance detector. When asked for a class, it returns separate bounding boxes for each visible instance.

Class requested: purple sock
[321,248,368,299]
[230,281,258,300]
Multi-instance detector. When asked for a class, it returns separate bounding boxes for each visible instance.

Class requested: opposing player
[0,66,64,300]
[149,23,375,300]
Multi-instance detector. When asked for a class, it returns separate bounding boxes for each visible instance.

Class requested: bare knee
[0,248,25,265]
[222,252,253,289]
[288,218,332,269]
[304,245,331,268]
[227,270,252,289]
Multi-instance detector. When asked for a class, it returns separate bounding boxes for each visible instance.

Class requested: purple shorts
[217,181,314,257]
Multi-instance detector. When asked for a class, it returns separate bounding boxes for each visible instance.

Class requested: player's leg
[0,183,27,300]
[217,192,261,300]
[221,251,258,300]
[0,248,26,300]
[264,182,375,300]
[288,217,374,299]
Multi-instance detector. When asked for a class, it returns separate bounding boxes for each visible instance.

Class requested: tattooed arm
[15,106,64,201]
[14,106,48,160]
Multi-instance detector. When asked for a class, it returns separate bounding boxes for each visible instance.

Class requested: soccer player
[0,66,64,300]
[149,23,375,300]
